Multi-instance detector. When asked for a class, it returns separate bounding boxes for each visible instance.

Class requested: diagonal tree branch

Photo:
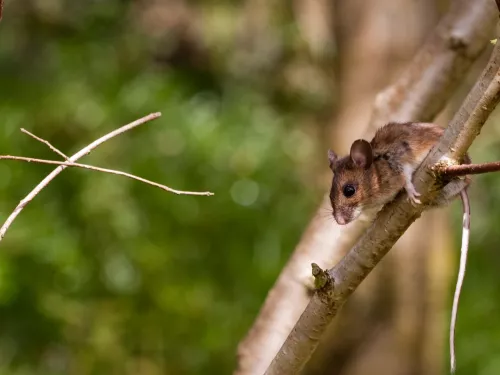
[0,112,161,242]
[236,1,497,374]
[368,0,497,131]
[264,24,500,375]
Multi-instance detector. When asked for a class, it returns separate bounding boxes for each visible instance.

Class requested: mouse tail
[450,188,470,374]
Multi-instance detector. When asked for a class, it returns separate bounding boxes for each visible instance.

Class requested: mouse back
[371,122,443,168]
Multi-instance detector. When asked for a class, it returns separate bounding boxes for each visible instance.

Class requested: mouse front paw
[405,184,421,206]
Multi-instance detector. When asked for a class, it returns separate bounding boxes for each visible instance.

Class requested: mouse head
[328,139,373,225]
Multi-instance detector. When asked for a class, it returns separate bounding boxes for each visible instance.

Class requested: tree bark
[236,1,497,374]
[305,1,446,374]
[264,34,500,374]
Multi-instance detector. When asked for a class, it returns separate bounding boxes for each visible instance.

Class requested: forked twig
[21,128,69,160]
[0,113,213,243]
[0,155,214,196]
[17,128,211,194]
[15,128,211,195]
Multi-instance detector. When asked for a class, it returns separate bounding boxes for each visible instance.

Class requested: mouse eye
[342,184,356,198]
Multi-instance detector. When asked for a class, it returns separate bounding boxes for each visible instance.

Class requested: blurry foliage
[0,1,326,374]
[0,1,499,375]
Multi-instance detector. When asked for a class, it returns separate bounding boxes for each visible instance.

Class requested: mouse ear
[349,139,373,169]
[328,149,337,170]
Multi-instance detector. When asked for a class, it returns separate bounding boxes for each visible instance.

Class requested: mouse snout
[334,213,347,225]
[333,204,360,226]
[333,208,350,225]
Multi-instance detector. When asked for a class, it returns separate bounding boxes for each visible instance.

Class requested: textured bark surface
[236,1,497,374]
[265,24,500,375]
[305,1,446,374]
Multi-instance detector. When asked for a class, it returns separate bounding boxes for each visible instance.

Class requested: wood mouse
[328,122,471,374]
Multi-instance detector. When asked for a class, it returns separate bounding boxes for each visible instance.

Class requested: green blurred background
[0,1,499,374]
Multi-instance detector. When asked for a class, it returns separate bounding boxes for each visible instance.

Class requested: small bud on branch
[311,263,329,290]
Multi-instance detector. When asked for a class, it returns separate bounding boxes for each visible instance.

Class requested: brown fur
[328,122,469,225]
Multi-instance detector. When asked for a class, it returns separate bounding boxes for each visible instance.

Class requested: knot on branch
[431,156,462,181]
[311,263,332,291]
[447,34,469,54]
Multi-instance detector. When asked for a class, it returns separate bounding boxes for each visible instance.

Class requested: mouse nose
[334,213,346,225]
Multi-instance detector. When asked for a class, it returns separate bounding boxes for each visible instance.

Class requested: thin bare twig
[0,112,161,242]
[0,155,214,196]
[13,127,213,195]
[21,128,69,160]
[437,161,500,177]
[264,22,500,375]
